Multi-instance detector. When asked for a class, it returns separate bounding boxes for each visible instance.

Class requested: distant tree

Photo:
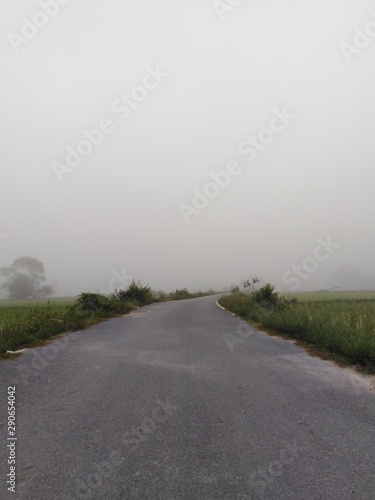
[0,256,54,300]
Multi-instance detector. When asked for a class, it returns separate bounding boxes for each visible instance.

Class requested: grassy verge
[0,296,138,356]
[0,281,156,355]
[219,292,375,373]
[0,283,218,356]
[282,291,375,302]
[157,288,216,301]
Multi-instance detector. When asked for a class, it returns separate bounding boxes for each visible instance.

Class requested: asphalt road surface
[0,295,374,499]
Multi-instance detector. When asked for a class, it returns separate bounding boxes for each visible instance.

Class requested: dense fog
[1,0,374,297]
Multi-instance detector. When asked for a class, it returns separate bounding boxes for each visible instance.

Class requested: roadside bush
[219,289,375,372]
[0,282,216,354]
[116,280,154,306]
[153,290,167,302]
[63,303,91,331]
[76,293,114,313]
[167,288,217,301]
[73,292,138,318]
[169,288,191,300]
[244,278,292,310]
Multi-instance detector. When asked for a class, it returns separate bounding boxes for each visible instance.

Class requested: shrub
[76,293,114,314]
[219,290,375,372]
[63,303,91,331]
[169,288,191,300]
[244,278,292,310]
[153,290,167,302]
[116,280,154,306]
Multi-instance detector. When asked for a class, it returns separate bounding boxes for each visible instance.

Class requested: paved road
[0,295,374,499]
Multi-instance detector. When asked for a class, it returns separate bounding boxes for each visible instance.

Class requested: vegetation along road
[0,294,374,499]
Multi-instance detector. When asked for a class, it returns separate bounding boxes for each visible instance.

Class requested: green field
[2,291,374,370]
[0,294,134,355]
[282,291,375,302]
[220,291,375,373]
[0,297,75,308]
[0,301,73,326]
[0,299,75,354]
[0,287,218,356]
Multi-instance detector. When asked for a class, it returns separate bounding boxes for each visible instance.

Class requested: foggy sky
[1,0,375,297]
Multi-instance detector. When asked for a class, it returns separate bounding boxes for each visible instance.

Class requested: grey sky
[1,0,374,296]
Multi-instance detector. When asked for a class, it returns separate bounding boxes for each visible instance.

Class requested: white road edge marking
[216,301,236,316]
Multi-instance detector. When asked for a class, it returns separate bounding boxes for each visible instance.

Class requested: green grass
[282,291,375,302]
[0,297,75,308]
[161,288,216,301]
[0,286,218,356]
[219,292,375,373]
[0,295,136,356]
[0,302,71,354]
